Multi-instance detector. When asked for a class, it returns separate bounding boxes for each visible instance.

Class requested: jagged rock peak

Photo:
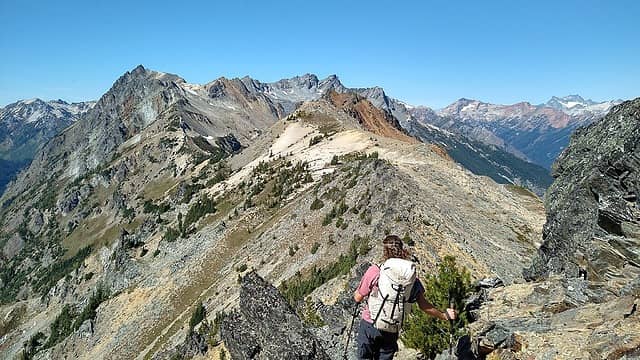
[131,64,147,74]
[274,73,320,86]
[91,65,185,113]
[116,65,185,87]
[221,272,329,359]
[354,85,385,97]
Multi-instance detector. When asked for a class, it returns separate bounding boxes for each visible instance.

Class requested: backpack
[368,258,417,333]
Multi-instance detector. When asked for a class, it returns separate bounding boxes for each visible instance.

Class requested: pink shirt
[356,264,424,323]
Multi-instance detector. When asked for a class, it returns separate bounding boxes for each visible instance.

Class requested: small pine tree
[401,256,472,359]
[402,232,415,246]
[189,302,206,332]
[310,198,324,210]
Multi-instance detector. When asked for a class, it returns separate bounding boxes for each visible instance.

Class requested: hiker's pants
[356,319,398,360]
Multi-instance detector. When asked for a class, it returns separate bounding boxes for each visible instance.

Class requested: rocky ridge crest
[524,98,640,289]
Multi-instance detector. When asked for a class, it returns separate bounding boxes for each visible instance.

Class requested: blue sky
[1,0,638,108]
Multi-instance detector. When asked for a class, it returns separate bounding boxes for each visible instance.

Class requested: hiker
[352,235,456,359]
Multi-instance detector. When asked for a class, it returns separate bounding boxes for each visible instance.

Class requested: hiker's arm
[416,292,455,321]
[354,267,376,303]
[353,290,365,303]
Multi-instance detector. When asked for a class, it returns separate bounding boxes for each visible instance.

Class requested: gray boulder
[221,271,329,359]
[2,233,24,260]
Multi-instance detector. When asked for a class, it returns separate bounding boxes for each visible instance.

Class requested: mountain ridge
[416,95,621,168]
[2,67,556,199]
[0,64,547,359]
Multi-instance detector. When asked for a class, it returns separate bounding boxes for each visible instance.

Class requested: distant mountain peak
[553,94,586,102]
[132,64,146,73]
[547,94,590,107]
[22,98,43,105]
[455,97,479,104]
[544,94,619,115]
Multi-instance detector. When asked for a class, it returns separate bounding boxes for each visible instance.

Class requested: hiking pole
[448,291,455,357]
[343,302,359,359]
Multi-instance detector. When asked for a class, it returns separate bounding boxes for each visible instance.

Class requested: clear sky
[1,0,639,108]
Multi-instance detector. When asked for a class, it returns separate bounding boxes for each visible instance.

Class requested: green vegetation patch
[143,199,171,214]
[322,199,348,226]
[44,283,110,350]
[72,283,110,330]
[204,160,231,187]
[189,301,206,332]
[44,304,75,349]
[245,159,313,209]
[310,242,320,254]
[163,226,180,242]
[180,182,205,204]
[181,195,217,236]
[301,297,325,327]
[279,235,370,305]
[34,246,92,296]
[310,198,324,210]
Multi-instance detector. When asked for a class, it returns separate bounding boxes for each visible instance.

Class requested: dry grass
[505,184,539,199]
[144,178,179,200]
[62,215,110,258]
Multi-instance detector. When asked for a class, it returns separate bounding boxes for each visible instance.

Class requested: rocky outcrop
[524,98,640,287]
[152,330,208,360]
[462,277,640,359]
[325,91,417,144]
[221,272,330,359]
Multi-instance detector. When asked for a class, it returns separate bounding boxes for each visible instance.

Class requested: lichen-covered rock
[525,98,640,288]
[221,271,329,359]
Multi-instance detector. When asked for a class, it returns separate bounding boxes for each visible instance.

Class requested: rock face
[524,98,640,287]
[325,91,417,144]
[221,272,330,359]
